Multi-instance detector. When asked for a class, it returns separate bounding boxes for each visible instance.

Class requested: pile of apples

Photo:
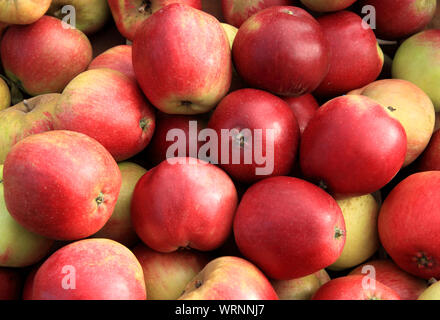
[1,0,440,301]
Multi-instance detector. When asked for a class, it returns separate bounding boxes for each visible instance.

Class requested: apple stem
[22,100,31,112]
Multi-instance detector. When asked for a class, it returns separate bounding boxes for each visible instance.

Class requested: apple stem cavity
[195,279,203,289]
[181,100,192,108]
[334,227,345,239]
[387,106,397,112]
[95,192,105,206]
[138,0,153,15]
[139,118,150,131]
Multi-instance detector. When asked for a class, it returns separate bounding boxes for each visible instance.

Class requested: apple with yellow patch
[0,77,10,110]
[300,0,357,12]
[271,270,330,300]
[0,0,52,24]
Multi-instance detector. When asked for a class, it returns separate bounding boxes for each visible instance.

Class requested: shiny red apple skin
[300,95,407,197]
[283,94,319,135]
[232,6,329,97]
[418,130,440,171]
[131,158,238,253]
[3,130,122,240]
[234,176,346,280]
[378,171,440,280]
[313,11,383,98]
[88,45,136,82]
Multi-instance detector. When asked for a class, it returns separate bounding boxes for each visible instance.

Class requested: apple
[0,76,10,110]
[271,269,330,300]
[418,129,440,171]
[132,244,210,300]
[221,0,294,28]
[393,30,440,111]
[359,0,437,40]
[178,256,279,300]
[328,194,380,271]
[428,3,440,29]
[313,11,384,98]
[378,171,440,279]
[131,158,238,253]
[221,23,238,48]
[132,3,231,115]
[3,130,122,241]
[0,0,51,25]
[0,16,93,96]
[350,260,428,300]
[108,0,202,40]
[0,94,60,164]
[88,45,136,82]
[234,176,346,280]
[92,162,147,247]
[312,275,400,300]
[299,0,357,12]
[418,281,440,300]
[22,267,38,300]
[54,69,156,161]
[47,0,111,35]
[145,112,208,166]
[207,89,300,183]
[348,79,435,167]
[32,239,146,300]
[300,95,407,197]
[232,6,329,97]
[0,165,54,267]
[283,94,319,135]
[0,268,22,300]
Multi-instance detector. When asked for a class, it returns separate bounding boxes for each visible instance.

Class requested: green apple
[221,23,238,49]
[0,77,10,110]
[418,281,440,300]
[0,165,54,267]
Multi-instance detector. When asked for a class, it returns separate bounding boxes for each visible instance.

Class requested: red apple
[132,244,210,300]
[178,256,279,300]
[350,260,428,300]
[234,176,346,280]
[378,171,440,279]
[88,45,136,82]
[221,0,294,28]
[313,11,384,98]
[3,130,122,240]
[312,275,400,300]
[283,94,319,135]
[131,158,238,253]
[300,0,357,12]
[54,69,156,161]
[146,112,208,166]
[32,239,146,300]
[300,95,407,196]
[207,89,300,183]
[359,0,437,40]
[108,0,202,40]
[232,6,329,97]
[132,3,231,114]
[0,268,22,300]
[0,16,93,96]
[418,130,440,171]
[22,267,38,300]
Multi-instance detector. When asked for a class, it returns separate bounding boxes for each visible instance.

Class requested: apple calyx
[95,193,105,206]
[139,118,151,131]
[412,251,434,269]
[138,0,153,15]
[387,106,397,112]
[194,279,203,289]
[334,227,345,239]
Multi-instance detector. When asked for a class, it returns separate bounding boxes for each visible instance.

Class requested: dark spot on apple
[139,118,150,131]
[138,0,153,14]
[0,179,3,184]
[334,227,345,239]
[239,135,245,148]
[195,280,203,289]
[95,193,104,206]
[387,106,397,112]
[181,101,192,107]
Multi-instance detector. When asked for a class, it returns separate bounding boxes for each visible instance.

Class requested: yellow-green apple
[0,0,51,24]
[348,79,435,167]
[350,260,428,300]
[378,171,440,279]
[221,0,294,28]
[418,281,440,300]
[108,0,202,40]
[234,176,346,280]
[0,268,22,300]
[283,94,319,135]
[300,95,407,197]
[0,165,54,267]
[145,112,208,166]
[131,158,238,253]
[299,0,357,12]
[93,162,146,247]
[54,69,156,161]
[312,275,400,300]
[0,94,61,164]
[271,270,330,300]
[313,11,384,98]
[0,77,10,110]
[132,3,231,114]
[328,194,380,271]
[207,89,300,183]
[178,256,279,300]
[221,22,238,48]
[47,0,111,35]
[392,30,440,111]
[359,0,436,40]
[3,130,122,240]
[88,45,136,82]
[233,6,329,97]
[132,244,210,300]
[0,16,93,96]
[32,239,146,300]
[418,130,440,171]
